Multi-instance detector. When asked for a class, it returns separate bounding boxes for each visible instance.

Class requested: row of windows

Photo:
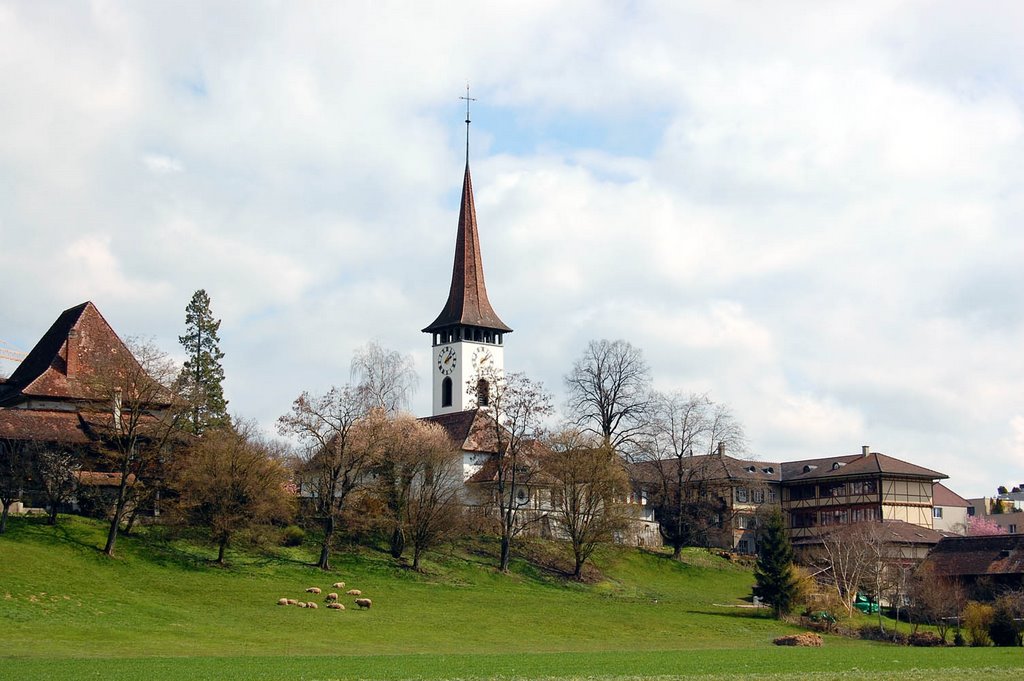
[792,505,881,528]
[735,487,777,504]
[788,479,879,501]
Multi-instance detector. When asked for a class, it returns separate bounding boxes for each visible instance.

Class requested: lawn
[1,516,1020,680]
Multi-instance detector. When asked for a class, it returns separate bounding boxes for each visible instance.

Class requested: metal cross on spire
[459,83,476,164]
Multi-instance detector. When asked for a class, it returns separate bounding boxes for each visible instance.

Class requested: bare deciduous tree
[474,366,553,572]
[910,564,966,641]
[173,419,295,564]
[543,429,631,579]
[37,448,80,526]
[403,422,464,569]
[643,392,746,559]
[90,337,184,557]
[350,341,418,414]
[0,438,35,534]
[277,385,371,570]
[564,339,651,455]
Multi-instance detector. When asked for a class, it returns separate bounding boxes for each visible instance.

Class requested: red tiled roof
[933,482,969,508]
[422,164,512,334]
[0,302,145,407]
[75,471,138,487]
[0,408,103,443]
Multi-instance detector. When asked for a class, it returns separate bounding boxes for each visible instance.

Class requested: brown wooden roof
[793,520,945,547]
[922,534,1024,577]
[781,452,946,483]
[0,301,143,407]
[420,408,502,453]
[422,164,511,334]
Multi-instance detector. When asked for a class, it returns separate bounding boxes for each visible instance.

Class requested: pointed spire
[423,163,512,334]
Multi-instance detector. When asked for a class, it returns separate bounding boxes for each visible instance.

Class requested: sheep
[327,602,345,610]
[296,601,307,608]
[305,587,322,594]
[354,598,372,610]
[286,599,297,605]
[307,602,318,609]
[325,593,338,602]
[277,598,289,606]
[332,582,345,589]
[346,589,362,596]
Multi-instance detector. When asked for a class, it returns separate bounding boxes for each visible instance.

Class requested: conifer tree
[753,507,798,618]
[179,289,228,434]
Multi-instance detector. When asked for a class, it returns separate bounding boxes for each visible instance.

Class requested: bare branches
[86,337,184,556]
[543,429,631,579]
[350,340,418,414]
[474,366,553,572]
[277,385,372,570]
[564,339,651,455]
[173,419,295,564]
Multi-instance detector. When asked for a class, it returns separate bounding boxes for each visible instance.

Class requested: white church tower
[422,105,511,415]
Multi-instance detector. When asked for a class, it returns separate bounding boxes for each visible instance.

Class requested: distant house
[966,494,1024,535]
[630,444,780,554]
[631,445,951,557]
[931,483,969,535]
[919,534,1024,591]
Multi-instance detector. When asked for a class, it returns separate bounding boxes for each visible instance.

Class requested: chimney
[862,445,870,457]
[66,329,79,378]
[717,442,726,457]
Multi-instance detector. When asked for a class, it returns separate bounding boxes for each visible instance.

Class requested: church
[413,123,661,546]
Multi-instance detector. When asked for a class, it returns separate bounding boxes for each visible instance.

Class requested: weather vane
[459,83,476,163]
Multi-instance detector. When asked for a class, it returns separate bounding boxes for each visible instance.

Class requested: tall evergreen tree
[753,507,798,618]
[179,289,228,434]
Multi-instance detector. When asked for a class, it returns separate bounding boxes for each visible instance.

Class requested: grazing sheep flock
[276,581,371,613]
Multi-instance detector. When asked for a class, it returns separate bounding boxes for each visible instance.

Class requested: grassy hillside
[1,515,1021,680]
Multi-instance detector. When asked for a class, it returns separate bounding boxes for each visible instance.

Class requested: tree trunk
[318,515,334,570]
[47,505,58,526]
[499,533,511,572]
[573,556,584,580]
[217,535,228,565]
[389,525,405,559]
[412,546,422,570]
[124,505,140,535]
[0,500,10,534]
[104,498,126,557]
[672,543,683,560]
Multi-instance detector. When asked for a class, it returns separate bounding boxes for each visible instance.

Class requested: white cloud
[1,2,1022,498]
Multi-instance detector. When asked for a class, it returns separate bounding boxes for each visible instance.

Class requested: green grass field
[1,516,1021,680]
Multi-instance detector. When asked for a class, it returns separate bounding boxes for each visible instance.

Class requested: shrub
[280,525,305,547]
[953,630,965,647]
[963,602,994,647]
[908,631,945,647]
[989,597,1023,647]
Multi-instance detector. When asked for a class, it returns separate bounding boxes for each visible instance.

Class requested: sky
[1,1,1022,498]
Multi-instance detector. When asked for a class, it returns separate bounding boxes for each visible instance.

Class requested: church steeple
[424,94,510,416]
[422,163,512,335]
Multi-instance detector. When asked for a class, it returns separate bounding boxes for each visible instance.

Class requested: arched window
[476,378,489,407]
[442,377,453,408]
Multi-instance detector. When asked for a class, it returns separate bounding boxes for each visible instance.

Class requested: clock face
[437,346,457,375]
[472,346,493,368]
